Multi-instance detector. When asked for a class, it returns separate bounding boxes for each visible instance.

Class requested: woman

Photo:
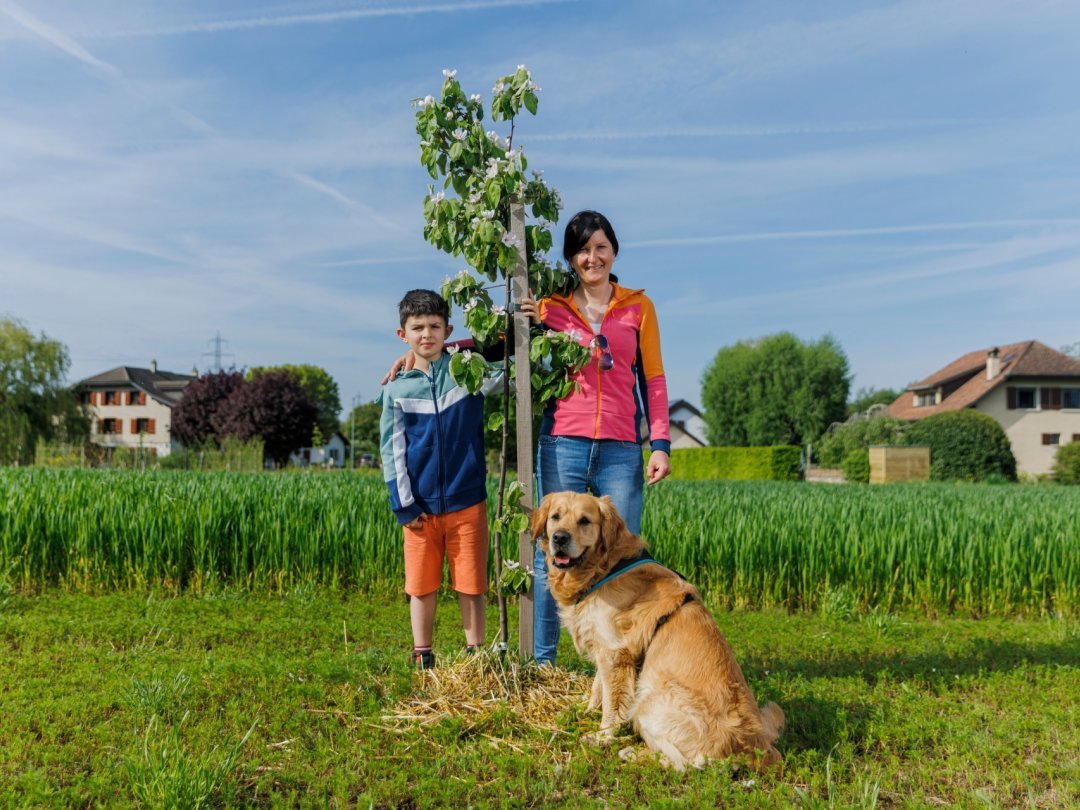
[521,209,671,664]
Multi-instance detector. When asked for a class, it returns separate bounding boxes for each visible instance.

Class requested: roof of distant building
[74,366,197,407]
[886,340,1080,420]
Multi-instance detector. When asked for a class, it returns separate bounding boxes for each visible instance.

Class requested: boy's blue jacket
[379,353,502,525]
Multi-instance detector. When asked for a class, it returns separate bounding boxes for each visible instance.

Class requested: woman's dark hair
[562,210,619,263]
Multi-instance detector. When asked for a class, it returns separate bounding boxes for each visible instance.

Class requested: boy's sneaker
[410,649,436,670]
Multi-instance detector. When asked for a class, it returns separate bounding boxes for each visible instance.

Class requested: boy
[379,289,501,669]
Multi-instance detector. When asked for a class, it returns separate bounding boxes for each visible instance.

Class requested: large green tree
[701,332,850,447]
[0,317,88,464]
[250,364,341,441]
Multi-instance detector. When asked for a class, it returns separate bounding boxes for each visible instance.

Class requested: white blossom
[545,329,559,339]
[492,305,506,316]
[457,268,471,278]
[504,559,520,570]
[418,94,435,109]
[485,158,501,180]
[566,328,583,343]
[446,344,460,355]
[461,350,474,362]
[517,64,528,73]
[527,81,541,92]
[430,191,445,204]
[464,297,479,312]
[442,275,451,285]
[451,127,468,141]
[537,217,549,229]
[470,94,482,103]
[480,209,495,220]
[501,232,520,248]
[493,81,505,94]
[442,68,457,79]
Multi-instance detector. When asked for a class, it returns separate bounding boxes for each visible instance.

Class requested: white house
[290,431,351,468]
[668,399,709,449]
[885,340,1080,477]
[74,362,197,458]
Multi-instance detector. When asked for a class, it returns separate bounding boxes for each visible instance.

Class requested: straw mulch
[382,649,594,737]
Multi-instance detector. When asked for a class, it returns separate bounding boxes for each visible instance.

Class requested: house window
[1042,433,1060,446]
[128,391,145,406]
[104,391,119,405]
[1063,388,1080,409]
[329,449,340,462]
[915,391,936,407]
[1009,387,1037,410]
[79,391,92,405]
[133,418,153,434]
[101,418,121,435]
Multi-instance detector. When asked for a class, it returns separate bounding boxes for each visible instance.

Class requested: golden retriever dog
[532,491,784,771]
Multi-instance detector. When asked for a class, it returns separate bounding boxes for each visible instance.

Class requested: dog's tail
[759,702,785,745]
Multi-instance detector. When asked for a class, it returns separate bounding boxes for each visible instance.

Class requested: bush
[841,449,871,483]
[669,446,801,481]
[906,410,1017,482]
[816,415,909,467]
[1054,442,1080,485]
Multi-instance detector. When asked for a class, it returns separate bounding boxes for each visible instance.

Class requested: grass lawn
[1,589,1077,808]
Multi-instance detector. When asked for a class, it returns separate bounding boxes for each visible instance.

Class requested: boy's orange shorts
[403,501,489,597]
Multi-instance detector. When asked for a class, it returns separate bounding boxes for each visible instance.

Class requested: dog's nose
[551,530,571,548]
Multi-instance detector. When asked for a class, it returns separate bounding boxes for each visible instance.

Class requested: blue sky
[3,0,1079,416]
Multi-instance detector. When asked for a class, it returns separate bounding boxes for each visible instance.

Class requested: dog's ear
[530,493,552,542]
[596,495,628,552]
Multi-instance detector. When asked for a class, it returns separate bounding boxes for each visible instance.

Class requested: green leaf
[524,92,538,115]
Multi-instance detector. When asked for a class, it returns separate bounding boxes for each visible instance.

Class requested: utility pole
[350,394,359,469]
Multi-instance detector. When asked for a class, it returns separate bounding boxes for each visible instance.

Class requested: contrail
[97,0,580,38]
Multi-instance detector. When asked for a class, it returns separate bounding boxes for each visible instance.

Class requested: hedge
[906,410,1017,482]
[668,446,801,481]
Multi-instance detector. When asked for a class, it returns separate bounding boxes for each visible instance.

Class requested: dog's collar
[576,550,658,604]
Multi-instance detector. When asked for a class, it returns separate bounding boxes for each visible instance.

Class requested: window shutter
[148,419,156,434]
[1006,387,1016,410]
[115,419,122,434]
[140,392,147,405]
[1050,387,1062,410]
[131,419,138,433]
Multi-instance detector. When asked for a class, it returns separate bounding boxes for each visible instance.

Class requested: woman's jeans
[532,435,644,664]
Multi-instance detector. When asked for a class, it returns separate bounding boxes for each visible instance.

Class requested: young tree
[250,364,341,441]
[213,370,317,467]
[171,370,245,448]
[701,332,850,447]
[0,316,87,464]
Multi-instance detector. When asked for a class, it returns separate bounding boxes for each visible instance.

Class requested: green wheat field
[1,469,1077,807]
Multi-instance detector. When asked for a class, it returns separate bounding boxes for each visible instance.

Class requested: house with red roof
[885,341,1080,477]
[74,362,197,458]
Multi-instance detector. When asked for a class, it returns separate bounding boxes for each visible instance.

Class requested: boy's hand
[404,514,428,531]
[381,351,416,384]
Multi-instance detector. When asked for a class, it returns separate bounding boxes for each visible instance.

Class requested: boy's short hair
[398,289,450,327]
